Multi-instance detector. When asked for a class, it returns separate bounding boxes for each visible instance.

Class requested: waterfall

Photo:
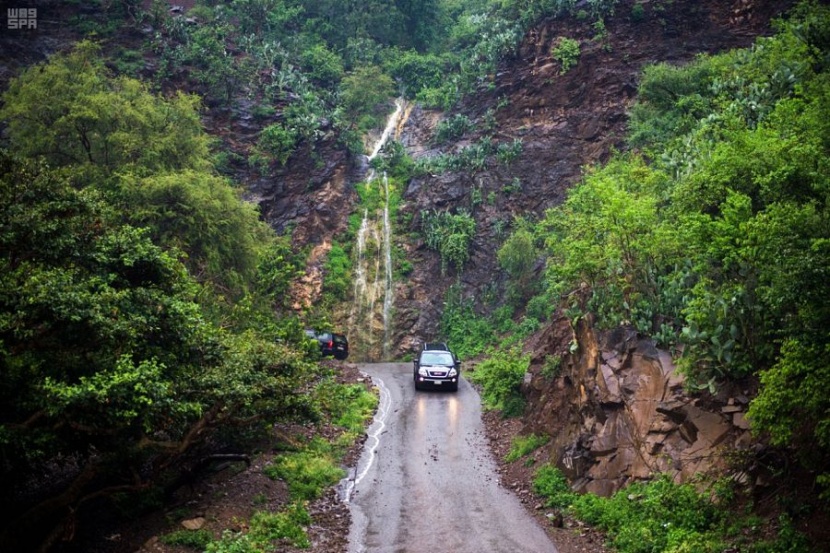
[348,99,405,361]
[381,173,393,360]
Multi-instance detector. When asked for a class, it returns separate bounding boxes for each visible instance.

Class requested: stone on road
[346,363,558,553]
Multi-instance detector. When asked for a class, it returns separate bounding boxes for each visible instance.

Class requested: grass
[505,433,549,463]
[202,379,376,551]
[160,529,213,549]
[264,443,346,501]
[532,466,813,553]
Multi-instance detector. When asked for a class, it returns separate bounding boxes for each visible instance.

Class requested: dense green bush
[533,464,577,509]
[552,36,581,74]
[535,1,830,492]
[0,43,321,551]
[421,209,477,274]
[466,346,529,416]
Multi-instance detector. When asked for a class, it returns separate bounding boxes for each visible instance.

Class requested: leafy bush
[434,114,476,144]
[322,243,352,301]
[496,138,523,165]
[570,475,723,553]
[311,380,378,439]
[248,503,312,549]
[421,209,476,274]
[300,43,344,88]
[340,65,396,134]
[439,283,494,360]
[533,464,577,509]
[541,355,562,379]
[386,50,450,98]
[498,224,539,298]
[467,347,529,416]
[255,123,299,167]
[552,37,581,74]
[205,502,311,552]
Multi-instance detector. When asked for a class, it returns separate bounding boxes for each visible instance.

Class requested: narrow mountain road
[344,363,558,553]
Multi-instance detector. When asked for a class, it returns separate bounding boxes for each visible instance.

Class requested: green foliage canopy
[0,41,271,297]
[0,44,317,549]
[535,2,830,479]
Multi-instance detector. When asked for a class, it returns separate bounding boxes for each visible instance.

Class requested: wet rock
[181,517,206,530]
[523,315,758,497]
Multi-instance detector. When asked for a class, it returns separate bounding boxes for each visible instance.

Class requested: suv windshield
[420,351,454,365]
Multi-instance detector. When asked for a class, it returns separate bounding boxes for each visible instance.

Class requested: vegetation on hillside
[4,0,830,551]
[549,0,829,469]
[0,41,337,551]
[453,3,829,550]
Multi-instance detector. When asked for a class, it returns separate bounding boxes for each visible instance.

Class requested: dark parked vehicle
[414,346,461,391]
[305,329,349,360]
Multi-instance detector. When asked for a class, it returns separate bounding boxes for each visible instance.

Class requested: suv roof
[423,342,449,351]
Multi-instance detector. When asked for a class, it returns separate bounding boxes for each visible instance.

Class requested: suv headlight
[418,367,428,376]
[449,368,457,377]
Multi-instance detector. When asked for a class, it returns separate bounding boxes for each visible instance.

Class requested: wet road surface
[344,363,558,553]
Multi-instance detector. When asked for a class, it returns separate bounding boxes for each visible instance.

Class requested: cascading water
[348,99,405,361]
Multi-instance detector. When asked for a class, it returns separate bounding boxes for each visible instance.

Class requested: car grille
[425,367,449,377]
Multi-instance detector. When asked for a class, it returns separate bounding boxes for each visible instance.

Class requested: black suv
[305,330,349,360]
[414,345,461,391]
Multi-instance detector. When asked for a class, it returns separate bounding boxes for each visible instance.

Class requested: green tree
[0,152,316,552]
[0,41,210,176]
[339,65,397,133]
[541,156,673,331]
[497,221,539,298]
[301,43,345,87]
[0,41,270,297]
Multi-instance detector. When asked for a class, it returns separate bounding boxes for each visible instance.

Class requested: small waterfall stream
[348,99,405,361]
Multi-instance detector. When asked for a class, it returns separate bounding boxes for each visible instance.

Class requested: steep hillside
[392,0,797,353]
[4,1,824,551]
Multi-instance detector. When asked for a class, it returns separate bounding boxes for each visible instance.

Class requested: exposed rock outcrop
[523,315,755,496]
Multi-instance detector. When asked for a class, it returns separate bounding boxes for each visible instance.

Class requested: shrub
[533,464,576,509]
[434,114,476,144]
[467,347,529,416]
[255,123,298,167]
[421,209,476,274]
[248,503,311,549]
[300,44,344,88]
[322,243,352,301]
[552,37,581,74]
[160,529,213,549]
[569,474,725,553]
[439,283,494,360]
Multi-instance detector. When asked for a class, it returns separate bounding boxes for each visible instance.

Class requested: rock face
[522,315,753,496]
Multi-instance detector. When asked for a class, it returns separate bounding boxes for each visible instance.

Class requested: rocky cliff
[522,314,758,497]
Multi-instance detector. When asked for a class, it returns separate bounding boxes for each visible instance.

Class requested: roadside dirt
[482,413,612,553]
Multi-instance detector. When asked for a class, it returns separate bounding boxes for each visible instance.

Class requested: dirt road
[344,363,558,553]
